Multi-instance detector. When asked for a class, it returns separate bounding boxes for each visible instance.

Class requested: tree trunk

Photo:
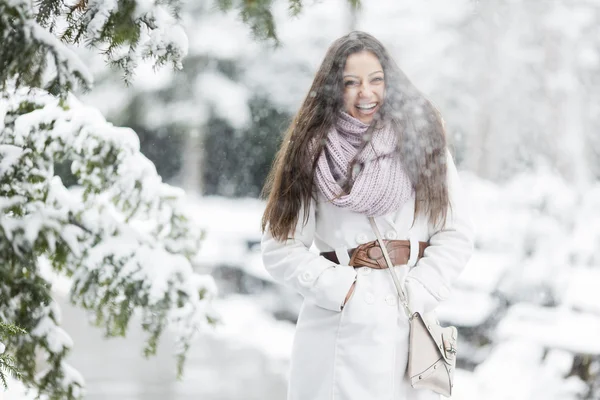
[177,127,205,195]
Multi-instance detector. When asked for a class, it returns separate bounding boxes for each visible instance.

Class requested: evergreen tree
[0,86,219,399]
[0,0,220,397]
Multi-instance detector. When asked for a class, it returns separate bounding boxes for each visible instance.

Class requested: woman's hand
[404,276,440,315]
[343,281,356,307]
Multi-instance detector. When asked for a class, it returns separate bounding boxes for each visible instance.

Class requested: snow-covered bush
[0,87,219,399]
[447,170,600,399]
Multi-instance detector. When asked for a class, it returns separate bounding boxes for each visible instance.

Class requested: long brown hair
[261,31,449,241]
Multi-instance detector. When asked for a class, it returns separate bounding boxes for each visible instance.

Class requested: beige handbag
[368,217,457,398]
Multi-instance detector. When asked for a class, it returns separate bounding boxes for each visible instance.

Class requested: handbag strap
[368,217,414,319]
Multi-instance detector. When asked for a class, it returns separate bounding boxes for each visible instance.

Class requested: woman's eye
[344,81,358,87]
[372,77,384,83]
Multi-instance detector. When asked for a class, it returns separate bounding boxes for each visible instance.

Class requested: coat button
[355,233,368,244]
[300,271,313,282]
[364,292,375,304]
[385,294,397,306]
[385,230,397,240]
[359,267,371,276]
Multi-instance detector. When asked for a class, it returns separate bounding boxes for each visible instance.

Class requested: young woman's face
[342,51,385,124]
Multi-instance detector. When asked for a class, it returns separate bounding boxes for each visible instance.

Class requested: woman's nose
[358,82,372,97]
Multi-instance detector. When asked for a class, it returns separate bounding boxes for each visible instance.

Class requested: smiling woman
[260,31,474,400]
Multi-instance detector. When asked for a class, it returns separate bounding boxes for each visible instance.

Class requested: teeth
[356,103,377,110]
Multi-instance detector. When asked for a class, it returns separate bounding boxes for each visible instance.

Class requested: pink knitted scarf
[314,112,414,217]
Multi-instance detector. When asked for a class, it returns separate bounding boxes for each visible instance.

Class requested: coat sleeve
[404,149,475,314]
[261,197,358,312]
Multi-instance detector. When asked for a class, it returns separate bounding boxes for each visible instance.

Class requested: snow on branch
[63,0,188,83]
[0,87,217,398]
[0,1,93,95]
[0,0,189,95]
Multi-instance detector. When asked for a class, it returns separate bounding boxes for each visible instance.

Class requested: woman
[260,31,474,400]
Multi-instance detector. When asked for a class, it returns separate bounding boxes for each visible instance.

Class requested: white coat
[261,150,475,400]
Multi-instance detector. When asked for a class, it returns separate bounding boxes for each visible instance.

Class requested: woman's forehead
[343,52,383,74]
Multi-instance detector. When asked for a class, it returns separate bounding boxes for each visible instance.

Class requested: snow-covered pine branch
[0,0,93,96]
[0,0,188,96]
[214,0,361,44]
[0,321,26,390]
[61,0,189,82]
[0,86,218,399]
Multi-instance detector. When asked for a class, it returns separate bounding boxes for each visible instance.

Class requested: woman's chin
[350,107,380,124]
[357,115,374,124]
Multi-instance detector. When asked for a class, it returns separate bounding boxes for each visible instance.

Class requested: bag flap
[412,312,457,366]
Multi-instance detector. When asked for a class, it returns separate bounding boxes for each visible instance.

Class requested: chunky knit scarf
[314,112,414,217]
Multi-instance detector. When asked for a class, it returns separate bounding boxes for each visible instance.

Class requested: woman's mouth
[355,102,378,115]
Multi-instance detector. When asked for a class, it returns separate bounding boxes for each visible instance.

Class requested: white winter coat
[261,150,475,400]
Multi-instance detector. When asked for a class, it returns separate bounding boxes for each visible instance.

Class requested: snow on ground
[205,295,294,362]
[2,293,294,400]
[436,289,500,327]
[467,340,589,400]
[495,303,600,355]
[1,378,34,400]
[181,194,264,242]
[561,267,600,315]
[455,251,515,294]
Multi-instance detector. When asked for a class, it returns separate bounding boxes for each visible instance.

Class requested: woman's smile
[355,102,379,115]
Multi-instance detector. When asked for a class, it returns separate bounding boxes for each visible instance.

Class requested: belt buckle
[367,239,387,269]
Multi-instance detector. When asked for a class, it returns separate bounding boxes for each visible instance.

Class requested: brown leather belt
[320,239,429,269]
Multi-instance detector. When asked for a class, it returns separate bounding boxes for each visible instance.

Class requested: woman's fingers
[343,281,357,305]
